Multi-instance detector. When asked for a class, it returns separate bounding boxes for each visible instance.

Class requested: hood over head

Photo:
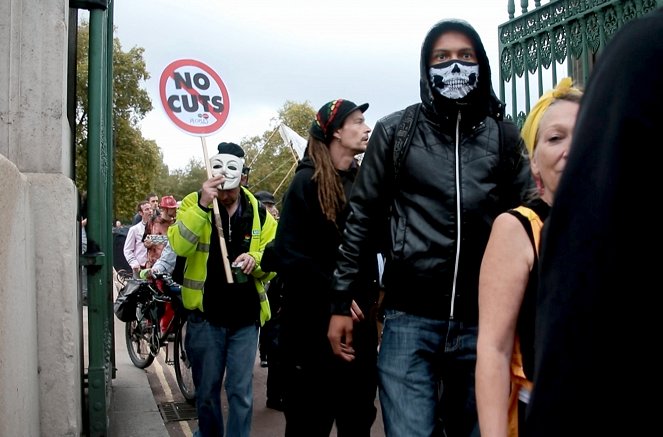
[419,19,505,126]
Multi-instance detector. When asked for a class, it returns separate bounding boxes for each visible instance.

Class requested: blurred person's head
[241,165,251,188]
[159,195,178,223]
[137,200,152,223]
[254,191,279,220]
[146,193,159,211]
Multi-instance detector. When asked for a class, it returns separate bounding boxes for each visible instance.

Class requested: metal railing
[498,0,662,126]
[73,1,116,435]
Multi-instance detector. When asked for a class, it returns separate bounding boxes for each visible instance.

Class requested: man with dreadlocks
[262,99,380,436]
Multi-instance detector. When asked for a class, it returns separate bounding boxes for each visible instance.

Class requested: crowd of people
[112,7,663,436]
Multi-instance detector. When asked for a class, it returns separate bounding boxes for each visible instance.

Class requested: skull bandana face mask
[210,153,244,190]
[429,60,479,100]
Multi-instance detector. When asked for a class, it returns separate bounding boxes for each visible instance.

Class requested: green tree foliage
[160,158,209,202]
[113,118,162,222]
[75,22,160,222]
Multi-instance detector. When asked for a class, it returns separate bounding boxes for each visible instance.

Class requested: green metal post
[106,0,116,381]
[85,6,112,436]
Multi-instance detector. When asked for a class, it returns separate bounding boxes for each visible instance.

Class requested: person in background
[241,165,251,188]
[475,78,582,437]
[255,190,280,367]
[526,8,663,437]
[144,213,170,270]
[327,19,532,437]
[263,99,379,436]
[150,239,177,278]
[140,195,180,335]
[159,195,178,225]
[168,142,277,437]
[148,195,179,279]
[254,190,285,411]
[143,209,174,334]
[124,200,152,278]
[132,192,159,225]
[254,190,280,221]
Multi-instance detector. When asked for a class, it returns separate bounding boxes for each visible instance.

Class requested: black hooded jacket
[262,156,378,359]
[264,156,356,288]
[330,19,532,322]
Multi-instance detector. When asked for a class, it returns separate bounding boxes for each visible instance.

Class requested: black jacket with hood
[330,19,532,323]
[262,156,379,361]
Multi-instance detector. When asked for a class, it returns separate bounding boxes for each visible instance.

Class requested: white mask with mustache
[210,153,244,190]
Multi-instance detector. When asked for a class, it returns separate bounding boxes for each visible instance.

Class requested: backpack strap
[393,103,421,184]
[508,206,544,253]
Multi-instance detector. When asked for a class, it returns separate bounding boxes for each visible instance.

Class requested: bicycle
[115,269,196,404]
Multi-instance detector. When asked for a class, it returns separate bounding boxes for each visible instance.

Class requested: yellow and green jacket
[168,187,277,326]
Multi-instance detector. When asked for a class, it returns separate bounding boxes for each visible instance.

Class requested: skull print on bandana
[429,60,479,100]
[210,153,244,190]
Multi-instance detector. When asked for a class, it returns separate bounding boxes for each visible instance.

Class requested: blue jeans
[377,309,479,437]
[186,313,258,437]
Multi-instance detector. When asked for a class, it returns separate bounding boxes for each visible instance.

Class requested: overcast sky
[111,0,516,170]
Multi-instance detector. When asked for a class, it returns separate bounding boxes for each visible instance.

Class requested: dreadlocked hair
[307,136,345,224]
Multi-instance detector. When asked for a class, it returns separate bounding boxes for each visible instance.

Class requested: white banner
[278,123,307,161]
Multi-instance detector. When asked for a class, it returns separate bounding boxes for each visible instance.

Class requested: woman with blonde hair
[476,78,583,437]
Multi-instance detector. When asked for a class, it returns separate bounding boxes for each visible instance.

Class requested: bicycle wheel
[174,320,196,403]
[125,308,156,369]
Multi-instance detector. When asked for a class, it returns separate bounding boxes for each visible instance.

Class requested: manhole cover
[158,401,198,422]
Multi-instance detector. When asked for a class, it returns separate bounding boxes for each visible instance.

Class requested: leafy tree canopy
[76,21,160,223]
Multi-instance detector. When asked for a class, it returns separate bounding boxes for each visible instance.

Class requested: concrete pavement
[107,322,385,437]
[109,311,168,437]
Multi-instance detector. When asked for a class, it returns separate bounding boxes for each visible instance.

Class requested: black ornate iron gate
[498,0,662,126]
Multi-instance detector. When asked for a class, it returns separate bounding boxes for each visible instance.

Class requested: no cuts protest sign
[159,58,230,136]
[159,58,236,282]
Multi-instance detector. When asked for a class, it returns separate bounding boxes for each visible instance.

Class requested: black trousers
[263,317,284,404]
[281,317,378,437]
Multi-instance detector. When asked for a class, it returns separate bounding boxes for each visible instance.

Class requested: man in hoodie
[327,19,532,437]
[263,99,379,436]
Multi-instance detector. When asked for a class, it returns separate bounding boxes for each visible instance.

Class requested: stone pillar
[0,0,82,435]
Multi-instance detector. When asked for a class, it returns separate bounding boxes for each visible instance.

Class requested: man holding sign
[168,142,277,437]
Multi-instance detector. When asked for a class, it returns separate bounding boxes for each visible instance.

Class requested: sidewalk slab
[108,294,168,437]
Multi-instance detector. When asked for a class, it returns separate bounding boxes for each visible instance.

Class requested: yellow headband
[521,77,578,158]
